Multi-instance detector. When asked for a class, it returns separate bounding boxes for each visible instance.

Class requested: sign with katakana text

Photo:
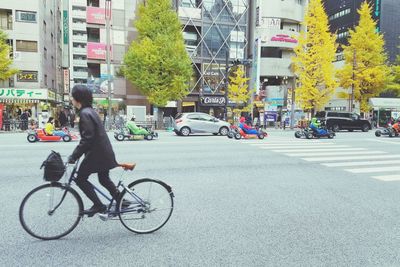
[17,71,38,82]
[0,88,49,100]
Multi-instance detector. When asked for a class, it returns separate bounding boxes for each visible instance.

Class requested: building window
[44,74,48,86]
[51,79,55,89]
[51,56,54,67]
[0,9,13,30]
[16,40,38,52]
[329,8,351,21]
[51,33,54,43]
[15,10,37,23]
[43,20,46,33]
[337,31,350,39]
[44,47,47,59]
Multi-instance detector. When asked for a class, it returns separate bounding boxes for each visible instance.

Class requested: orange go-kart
[27,128,79,143]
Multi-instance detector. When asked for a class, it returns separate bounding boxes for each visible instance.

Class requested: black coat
[71,107,118,174]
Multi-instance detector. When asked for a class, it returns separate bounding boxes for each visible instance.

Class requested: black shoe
[84,204,107,217]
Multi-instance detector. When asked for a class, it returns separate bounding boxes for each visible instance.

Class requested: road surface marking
[371,175,400,181]
[302,154,400,162]
[322,160,400,167]
[285,151,384,157]
[273,147,358,153]
[346,165,400,173]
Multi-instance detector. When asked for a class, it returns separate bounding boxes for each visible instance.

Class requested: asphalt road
[1,129,400,266]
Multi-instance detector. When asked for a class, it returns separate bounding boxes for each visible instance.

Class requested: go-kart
[305,126,335,139]
[27,128,79,143]
[228,125,268,140]
[114,127,158,141]
[375,124,400,137]
[295,127,312,138]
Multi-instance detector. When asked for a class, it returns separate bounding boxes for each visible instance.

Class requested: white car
[173,113,230,136]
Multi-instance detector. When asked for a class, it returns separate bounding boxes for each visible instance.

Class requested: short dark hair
[71,85,93,108]
[47,117,54,123]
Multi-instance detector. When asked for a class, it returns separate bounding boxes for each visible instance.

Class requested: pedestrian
[282,113,287,130]
[103,109,107,127]
[67,85,121,217]
[276,113,282,129]
[58,110,68,127]
[20,110,29,130]
[69,110,75,128]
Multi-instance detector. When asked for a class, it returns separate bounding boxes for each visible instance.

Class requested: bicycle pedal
[98,213,110,221]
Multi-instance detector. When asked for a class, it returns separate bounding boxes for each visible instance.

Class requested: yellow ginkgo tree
[228,66,252,121]
[292,0,337,114]
[336,1,390,112]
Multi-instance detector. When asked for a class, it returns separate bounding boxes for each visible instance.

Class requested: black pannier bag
[40,151,65,182]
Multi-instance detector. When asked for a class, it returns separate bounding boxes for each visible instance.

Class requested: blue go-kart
[306,124,335,139]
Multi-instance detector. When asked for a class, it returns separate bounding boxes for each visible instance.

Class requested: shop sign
[265,97,284,107]
[265,111,277,122]
[0,104,3,129]
[87,7,106,25]
[200,96,226,106]
[63,69,70,94]
[63,11,69,45]
[0,88,49,100]
[87,42,109,60]
[48,90,56,101]
[17,71,38,82]
[271,34,297,43]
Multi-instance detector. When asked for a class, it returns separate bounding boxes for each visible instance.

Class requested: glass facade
[178,0,250,94]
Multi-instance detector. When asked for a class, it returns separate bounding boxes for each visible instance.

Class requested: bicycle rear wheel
[118,178,174,234]
[19,183,83,240]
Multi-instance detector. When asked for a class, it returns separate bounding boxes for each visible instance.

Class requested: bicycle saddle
[119,163,136,171]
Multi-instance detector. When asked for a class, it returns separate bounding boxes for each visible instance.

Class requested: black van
[315,111,371,132]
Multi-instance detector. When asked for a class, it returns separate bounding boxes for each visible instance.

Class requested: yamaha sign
[200,96,226,107]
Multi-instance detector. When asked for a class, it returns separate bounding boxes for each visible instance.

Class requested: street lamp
[105,0,112,130]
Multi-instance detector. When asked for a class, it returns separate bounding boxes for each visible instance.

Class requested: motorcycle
[27,128,79,143]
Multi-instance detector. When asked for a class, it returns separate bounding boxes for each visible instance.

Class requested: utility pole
[350,49,356,112]
[290,78,296,129]
[105,0,112,130]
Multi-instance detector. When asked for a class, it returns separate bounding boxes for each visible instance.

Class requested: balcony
[72,22,87,31]
[72,0,87,7]
[260,58,294,77]
[185,45,198,57]
[72,10,86,19]
[73,71,88,79]
[72,59,87,67]
[73,47,87,54]
[259,29,299,50]
[72,34,87,42]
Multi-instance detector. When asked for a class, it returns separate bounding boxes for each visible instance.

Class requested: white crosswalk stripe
[346,166,400,173]
[285,151,384,157]
[371,175,400,181]
[242,136,400,181]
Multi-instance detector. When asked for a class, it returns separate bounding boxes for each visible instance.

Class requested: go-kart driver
[239,117,258,134]
[392,118,400,133]
[44,117,67,137]
[126,116,150,135]
[309,117,326,135]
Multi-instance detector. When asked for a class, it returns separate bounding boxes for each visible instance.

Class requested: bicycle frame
[56,159,148,216]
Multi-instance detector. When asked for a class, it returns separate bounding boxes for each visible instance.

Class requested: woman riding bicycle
[68,85,120,217]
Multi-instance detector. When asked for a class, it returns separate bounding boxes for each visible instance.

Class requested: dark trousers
[76,170,119,206]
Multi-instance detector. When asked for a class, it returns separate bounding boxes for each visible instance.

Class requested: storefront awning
[0,99,40,103]
[369,98,400,109]
[182,102,195,107]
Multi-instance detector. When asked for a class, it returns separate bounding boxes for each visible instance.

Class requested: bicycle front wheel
[19,183,83,240]
[118,178,174,234]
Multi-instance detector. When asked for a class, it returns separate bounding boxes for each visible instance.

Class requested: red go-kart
[227,125,268,140]
[27,128,79,143]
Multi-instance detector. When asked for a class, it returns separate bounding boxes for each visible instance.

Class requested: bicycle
[19,159,175,240]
